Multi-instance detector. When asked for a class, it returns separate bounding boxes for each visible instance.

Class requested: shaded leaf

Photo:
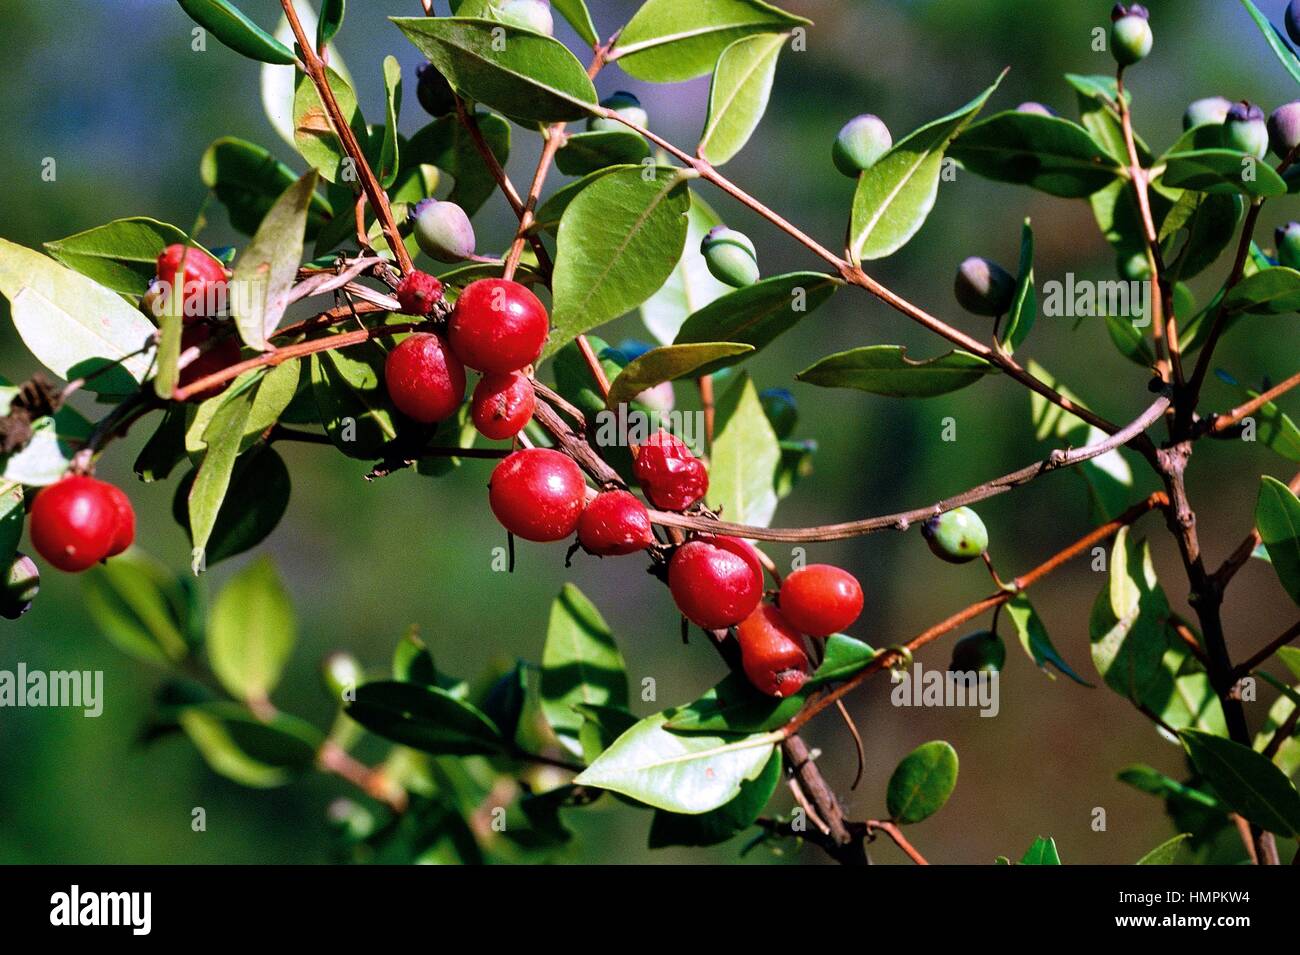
[675,271,840,364]
[179,703,321,789]
[648,749,781,847]
[208,556,296,702]
[708,372,781,527]
[1257,476,1300,605]
[200,137,332,238]
[797,345,994,398]
[1005,593,1092,685]
[949,111,1122,197]
[1160,149,1286,198]
[555,130,650,177]
[1181,729,1300,837]
[540,584,628,757]
[346,680,505,756]
[84,552,195,665]
[606,342,751,408]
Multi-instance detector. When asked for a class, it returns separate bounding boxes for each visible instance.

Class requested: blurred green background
[1,0,1298,864]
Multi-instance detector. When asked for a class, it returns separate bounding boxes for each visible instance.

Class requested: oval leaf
[949,111,1122,198]
[346,681,505,756]
[797,345,994,398]
[1257,476,1300,606]
[1160,149,1287,198]
[886,740,959,824]
[201,137,332,238]
[540,584,628,757]
[177,0,296,65]
[208,556,296,704]
[675,271,841,364]
[44,218,191,297]
[232,170,318,350]
[698,33,786,165]
[606,342,752,408]
[555,130,650,177]
[1223,267,1300,315]
[1180,729,1300,837]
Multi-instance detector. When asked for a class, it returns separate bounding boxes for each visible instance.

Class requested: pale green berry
[410,198,476,263]
[922,507,989,564]
[701,226,760,288]
[1110,4,1153,67]
[954,256,1016,316]
[1225,102,1268,160]
[589,91,648,133]
[832,114,892,177]
[1183,96,1231,131]
[321,651,363,700]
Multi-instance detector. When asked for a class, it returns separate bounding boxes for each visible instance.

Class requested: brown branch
[1203,369,1300,437]
[1213,471,1300,589]
[1233,620,1300,682]
[866,820,930,865]
[318,740,408,813]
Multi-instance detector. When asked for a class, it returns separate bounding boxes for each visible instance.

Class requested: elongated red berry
[155,244,227,322]
[471,371,535,440]
[633,430,708,511]
[667,538,762,630]
[736,604,811,697]
[395,270,444,316]
[577,490,654,556]
[779,564,863,637]
[384,332,466,424]
[447,279,549,373]
[29,476,119,572]
[488,448,586,542]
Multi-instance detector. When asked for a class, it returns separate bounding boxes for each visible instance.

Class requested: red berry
[736,604,811,697]
[779,564,863,637]
[471,371,535,440]
[709,535,764,581]
[29,476,118,572]
[668,538,762,630]
[395,270,444,315]
[101,482,136,557]
[577,490,654,556]
[488,449,586,542]
[384,332,466,424]
[155,244,227,322]
[633,430,708,511]
[178,325,242,403]
[447,279,549,373]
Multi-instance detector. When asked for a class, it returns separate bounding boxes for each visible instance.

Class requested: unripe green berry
[832,114,892,177]
[1269,102,1300,159]
[1110,4,1153,67]
[1288,0,1300,46]
[589,91,648,133]
[701,226,760,288]
[1225,102,1269,160]
[410,198,476,263]
[949,631,1006,674]
[498,0,553,36]
[1276,222,1300,271]
[1182,96,1231,131]
[416,62,456,118]
[1119,251,1152,282]
[922,507,989,564]
[1016,102,1058,117]
[759,388,798,440]
[954,256,1016,316]
[0,553,39,620]
[321,651,363,700]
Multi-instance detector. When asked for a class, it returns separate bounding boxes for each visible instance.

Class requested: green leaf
[0,238,157,394]
[392,16,598,123]
[1239,0,1300,87]
[185,361,303,456]
[208,556,296,703]
[1067,73,1149,166]
[549,165,693,361]
[377,56,403,189]
[850,74,1002,262]
[43,218,190,297]
[1257,476,1300,606]
[1019,836,1061,865]
[1136,833,1192,865]
[573,712,780,814]
[392,626,439,687]
[949,111,1122,197]
[0,381,91,486]
[674,271,841,364]
[540,584,628,757]
[403,113,511,217]
[293,67,365,185]
[554,130,650,177]
[318,0,345,48]
[84,552,195,665]
[1001,219,1036,352]
[1217,375,1300,462]
[606,344,751,409]
[1161,192,1243,283]
[177,0,296,65]
[185,385,257,573]
[310,338,400,459]
[611,0,808,83]
[552,0,598,46]
[641,190,731,344]
[663,673,805,735]
[173,446,291,566]
[346,681,505,756]
[1223,267,1300,315]
[200,137,332,238]
[575,703,640,765]
[1117,764,1229,812]
[1181,729,1300,837]
[648,749,781,848]
[261,4,354,150]
[1005,593,1092,686]
[797,345,994,398]
[232,171,318,350]
[1160,150,1287,198]
[709,372,781,527]
[179,703,321,789]
[809,633,878,685]
[1104,314,1155,368]
[698,33,786,165]
[886,740,958,824]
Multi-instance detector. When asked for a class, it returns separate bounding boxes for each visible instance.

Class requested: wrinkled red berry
[488,448,586,542]
[667,538,762,630]
[29,476,119,572]
[155,243,227,322]
[577,490,654,556]
[633,430,708,511]
[178,325,242,403]
[384,332,466,424]
[395,270,444,315]
[101,482,136,557]
[736,604,812,697]
[779,564,863,637]
[447,279,549,373]
[471,371,535,440]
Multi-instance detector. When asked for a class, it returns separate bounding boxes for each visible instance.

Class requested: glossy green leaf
[310,340,400,459]
[232,171,317,350]
[1161,192,1243,283]
[43,218,190,297]
[378,56,403,189]
[1181,729,1300,837]
[555,130,650,177]
[1001,218,1035,352]
[575,703,640,765]
[663,673,805,735]
[1257,476,1300,606]
[261,4,354,150]
[698,33,786,165]
[648,749,781,848]
[1005,593,1092,685]
[1136,833,1192,865]
[641,190,731,344]
[1160,149,1287,198]
[1019,836,1061,865]
[809,633,878,685]
[1118,764,1229,812]
[709,372,781,527]
[541,584,628,757]
[318,0,345,48]
[185,385,256,574]
[797,345,994,398]
[534,167,620,235]
[177,0,296,64]
[403,113,511,216]
[173,446,291,567]
[84,552,195,665]
[1239,0,1300,87]
[1068,73,1149,166]
[949,111,1122,197]
[0,381,91,486]
[0,238,157,394]
[606,344,750,409]
[393,16,597,123]
[209,556,296,703]
[179,703,321,789]
[1223,267,1300,315]
[551,0,597,45]
[550,165,693,361]
[293,67,365,185]
[346,681,505,756]
[200,137,332,238]
[886,740,958,824]
[186,361,303,456]
[850,75,1002,261]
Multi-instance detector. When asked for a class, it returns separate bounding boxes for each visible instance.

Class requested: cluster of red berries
[153,244,240,403]
[29,475,135,572]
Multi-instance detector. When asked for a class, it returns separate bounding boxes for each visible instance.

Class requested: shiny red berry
[736,604,812,697]
[101,482,136,557]
[779,564,863,637]
[633,430,708,511]
[29,476,119,572]
[447,279,549,373]
[156,243,227,322]
[667,538,762,630]
[384,332,466,424]
[395,270,444,316]
[488,448,586,542]
[178,325,242,402]
[471,371,535,440]
[577,490,654,556]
